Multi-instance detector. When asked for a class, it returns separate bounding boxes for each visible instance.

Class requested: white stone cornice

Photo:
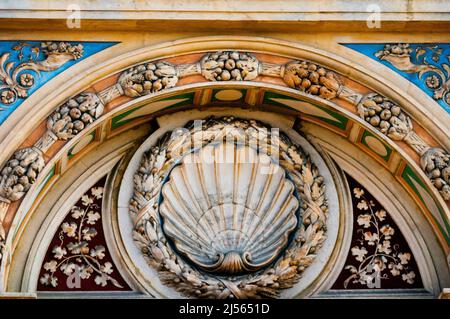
[0,0,449,22]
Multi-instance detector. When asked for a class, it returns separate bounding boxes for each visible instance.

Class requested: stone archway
[0,37,448,298]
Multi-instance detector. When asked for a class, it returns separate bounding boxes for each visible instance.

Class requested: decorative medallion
[130,117,329,298]
[38,176,130,291]
[332,174,422,290]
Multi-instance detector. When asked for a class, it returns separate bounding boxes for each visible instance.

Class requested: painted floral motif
[0,41,84,108]
[38,176,130,291]
[375,43,450,108]
[332,175,422,290]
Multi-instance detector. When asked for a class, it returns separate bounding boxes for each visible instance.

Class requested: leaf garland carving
[130,117,328,298]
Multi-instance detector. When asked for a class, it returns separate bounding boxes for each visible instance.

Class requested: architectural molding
[0,0,448,32]
[115,109,342,298]
[0,36,448,298]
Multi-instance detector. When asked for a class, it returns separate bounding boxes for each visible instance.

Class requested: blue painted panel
[0,41,117,124]
[343,43,450,114]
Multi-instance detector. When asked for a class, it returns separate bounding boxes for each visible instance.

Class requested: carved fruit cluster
[421,148,450,201]
[375,43,413,59]
[357,93,412,141]
[200,51,259,81]
[41,42,84,59]
[283,61,340,99]
[118,62,178,97]
[0,148,45,201]
[47,93,103,140]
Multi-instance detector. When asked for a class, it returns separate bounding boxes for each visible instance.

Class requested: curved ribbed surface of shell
[159,142,300,274]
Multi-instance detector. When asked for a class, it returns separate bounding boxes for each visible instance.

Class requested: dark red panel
[37,176,131,291]
[331,174,423,290]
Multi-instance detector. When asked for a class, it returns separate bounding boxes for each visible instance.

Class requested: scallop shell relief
[130,117,329,298]
[160,143,299,274]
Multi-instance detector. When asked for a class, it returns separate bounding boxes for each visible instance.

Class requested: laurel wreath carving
[129,117,328,298]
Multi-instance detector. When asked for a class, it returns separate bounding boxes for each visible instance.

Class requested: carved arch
[0,36,448,297]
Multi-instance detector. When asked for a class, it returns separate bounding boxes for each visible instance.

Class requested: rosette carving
[200,51,259,81]
[47,93,104,140]
[283,61,341,100]
[130,117,328,298]
[118,61,178,98]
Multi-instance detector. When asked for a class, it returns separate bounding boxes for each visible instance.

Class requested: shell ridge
[232,147,239,250]
[167,173,215,244]
[160,203,215,259]
[198,148,223,238]
[178,162,219,244]
[183,155,210,212]
[243,163,276,248]
[246,166,286,245]
[214,145,228,250]
[245,179,296,249]
[238,154,259,249]
[248,204,298,262]
[243,163,271,245]
[162,177,215,250]
[253,164,282,215]
[246,189,298,256]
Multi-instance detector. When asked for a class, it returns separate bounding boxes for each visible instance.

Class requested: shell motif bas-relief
[159,142,300,274]
[130,116,329,298]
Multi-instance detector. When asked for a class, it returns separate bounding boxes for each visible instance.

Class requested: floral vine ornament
[0,42,84,106]
[357,93,450,202]
[375,43,450,106]
[130,117,328,298]
[38,177,128,291]
[332,176,422,289]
